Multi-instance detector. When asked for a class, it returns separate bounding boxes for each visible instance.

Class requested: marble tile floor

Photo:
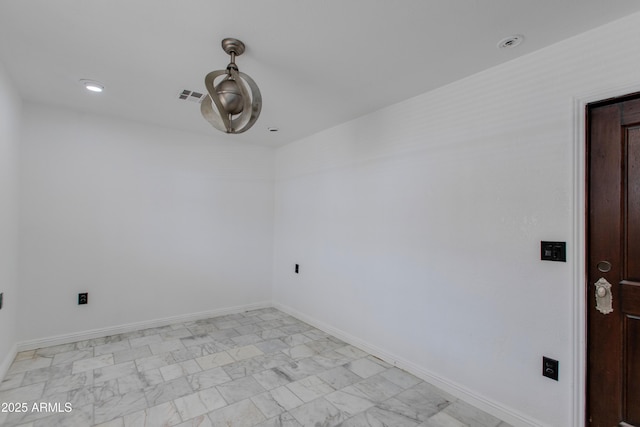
[0,308,513,427]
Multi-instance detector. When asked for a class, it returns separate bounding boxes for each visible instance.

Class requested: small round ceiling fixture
[497,35,524,49]
[80,79,104,93]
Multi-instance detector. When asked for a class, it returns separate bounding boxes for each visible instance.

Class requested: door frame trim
[573,83,640,427]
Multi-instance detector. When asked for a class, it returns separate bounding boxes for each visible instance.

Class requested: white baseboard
[274,302,548,427]
[0,343,18,382]
[17,301,271,352]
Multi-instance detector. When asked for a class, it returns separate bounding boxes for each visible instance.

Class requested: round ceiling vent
[497,35,524,49]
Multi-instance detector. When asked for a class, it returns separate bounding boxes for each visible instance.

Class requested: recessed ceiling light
[497,35,524,49]
[80,79,104,93]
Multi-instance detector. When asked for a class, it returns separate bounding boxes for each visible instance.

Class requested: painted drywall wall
[0,63,20,376]
[18,105,274,342]
[273,12,640,427]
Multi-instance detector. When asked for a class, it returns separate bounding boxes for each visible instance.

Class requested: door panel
[588,102,623,426]
[625,313,640,423]
[588,95,640,426]
[626,128,640,281]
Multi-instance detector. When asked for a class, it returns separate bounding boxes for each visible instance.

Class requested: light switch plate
[541,241,566,262]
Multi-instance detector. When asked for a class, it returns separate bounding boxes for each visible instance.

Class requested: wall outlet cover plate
[78,292,88,305]
[543,356,559,381]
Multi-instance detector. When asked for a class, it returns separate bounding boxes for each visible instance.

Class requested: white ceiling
[1,1,640,147]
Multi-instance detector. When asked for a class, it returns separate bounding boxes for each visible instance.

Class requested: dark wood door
[588,95,640,426]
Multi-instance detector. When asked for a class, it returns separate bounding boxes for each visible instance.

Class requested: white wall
[0,62,21,376]
[273,12,640,427]
[18,105,274,342]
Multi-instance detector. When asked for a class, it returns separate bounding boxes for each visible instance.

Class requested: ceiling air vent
[178,89,204,103]
[497,34,524,49]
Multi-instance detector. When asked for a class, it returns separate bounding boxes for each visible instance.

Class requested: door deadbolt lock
[597,260,612,273]
[594,277,613,315]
